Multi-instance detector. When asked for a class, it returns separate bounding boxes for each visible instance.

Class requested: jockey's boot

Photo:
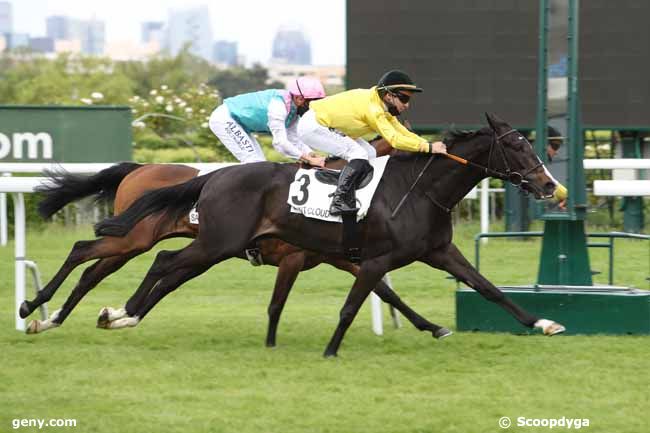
[329,159,371,216]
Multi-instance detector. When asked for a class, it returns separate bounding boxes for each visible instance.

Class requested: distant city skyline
[6,0,345,65]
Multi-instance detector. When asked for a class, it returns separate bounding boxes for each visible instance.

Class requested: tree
[207,63,284,98]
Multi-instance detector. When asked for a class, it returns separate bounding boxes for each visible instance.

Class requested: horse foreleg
[323,258,387,357]
[325,258,451,339]
[265,251,306,347]
[422,243,565,335]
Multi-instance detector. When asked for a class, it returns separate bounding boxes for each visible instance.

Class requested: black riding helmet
[377,70,423,94]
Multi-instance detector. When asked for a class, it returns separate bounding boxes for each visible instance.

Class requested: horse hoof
[96,308,111,329]
[265,341,277,348]
[19,301,32,319]
[545,322,566,336]
[434,328,453,339]
[535,319,566,336]
[26,320,40,334]
[323,351,338,358]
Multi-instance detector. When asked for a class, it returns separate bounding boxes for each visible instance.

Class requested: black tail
[94,172,214,237]
[36,162,143,219]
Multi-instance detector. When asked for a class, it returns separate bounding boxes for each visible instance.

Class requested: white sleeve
[266,99,306,160]
[286,121,313,156]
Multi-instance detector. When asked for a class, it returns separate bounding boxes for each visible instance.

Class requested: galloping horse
[21,137,451,345]
[94,113,567,357]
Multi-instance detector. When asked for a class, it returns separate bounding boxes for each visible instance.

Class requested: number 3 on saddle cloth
[287,155,390,263]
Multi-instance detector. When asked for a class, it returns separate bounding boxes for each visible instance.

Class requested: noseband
[487,129,544,190]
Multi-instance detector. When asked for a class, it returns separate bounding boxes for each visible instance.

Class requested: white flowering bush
[128,83,234,159]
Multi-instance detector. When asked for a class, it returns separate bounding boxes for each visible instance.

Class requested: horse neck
[425,132,494,209]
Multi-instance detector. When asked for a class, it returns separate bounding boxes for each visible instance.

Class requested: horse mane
[389,126,492,161]
[443,127,492,147]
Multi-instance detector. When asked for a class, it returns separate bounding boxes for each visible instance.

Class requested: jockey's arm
[267,99,317,164]
[371,108,430,153]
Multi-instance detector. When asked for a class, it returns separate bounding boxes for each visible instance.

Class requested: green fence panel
[0,106,132,163]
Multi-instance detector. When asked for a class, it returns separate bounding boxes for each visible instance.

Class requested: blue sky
[8,0,346,65]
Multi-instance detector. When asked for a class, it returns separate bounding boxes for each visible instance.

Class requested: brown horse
[22,137,451,346]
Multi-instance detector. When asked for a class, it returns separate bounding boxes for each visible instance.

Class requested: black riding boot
[329,159,371,216]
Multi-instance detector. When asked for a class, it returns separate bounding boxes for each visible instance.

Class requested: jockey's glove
[419,141,447,154]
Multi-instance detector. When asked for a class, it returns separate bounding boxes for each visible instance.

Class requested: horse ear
[485,112,505,132]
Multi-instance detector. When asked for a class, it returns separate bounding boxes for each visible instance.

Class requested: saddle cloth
[287,156,390,223]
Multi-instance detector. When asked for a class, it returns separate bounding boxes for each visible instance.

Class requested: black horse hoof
[323,351,338,358]
[19,301,32,319]
[433,328,453,339]
[265,341,277,348]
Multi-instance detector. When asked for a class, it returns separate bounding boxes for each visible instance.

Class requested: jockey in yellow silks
[298,70,447,216]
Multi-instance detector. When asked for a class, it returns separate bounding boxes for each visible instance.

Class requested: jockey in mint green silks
[209,77,327,167]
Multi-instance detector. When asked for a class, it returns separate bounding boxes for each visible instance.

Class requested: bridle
[486,129,544,190]
[391,128,545,217]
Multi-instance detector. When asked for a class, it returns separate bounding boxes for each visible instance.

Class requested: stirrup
[245,248,264,266]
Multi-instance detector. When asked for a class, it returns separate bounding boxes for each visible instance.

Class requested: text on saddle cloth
[287,155,390,223]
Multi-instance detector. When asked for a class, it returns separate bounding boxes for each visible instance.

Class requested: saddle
[314,166,374,189]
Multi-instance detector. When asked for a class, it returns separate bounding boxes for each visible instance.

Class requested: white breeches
[297,110,376,161]
[209,104,266,163]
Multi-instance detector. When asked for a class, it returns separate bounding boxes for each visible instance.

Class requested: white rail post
[480,178,490,244]
[13,192,26,331]
[371,292,383,336]
[1,173,10,246]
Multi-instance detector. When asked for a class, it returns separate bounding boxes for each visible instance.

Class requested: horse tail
[94,172,213,238]
[36,162,143,219]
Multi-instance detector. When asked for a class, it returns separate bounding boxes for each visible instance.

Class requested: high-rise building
[3,32,29,50]
[81,19,105,55]
[271,27,311,65]
[166,6,213,61]
[142,21,165,45]
[46,15,105,55]
[46,16,72,40]
[29,37,55,53]
[0,1,11,35]
[213,40,237,66]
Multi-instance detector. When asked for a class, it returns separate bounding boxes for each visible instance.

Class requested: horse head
[484,113,558,199]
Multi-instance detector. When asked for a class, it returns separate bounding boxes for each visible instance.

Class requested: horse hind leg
[101,241,222,329]
[20,238,116,319]
[265,251,306,347]
[26,255,133,334]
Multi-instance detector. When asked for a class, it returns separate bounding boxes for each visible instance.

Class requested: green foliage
[0,49,288,162]
[115,45,218,97]
[0,53,135,105]
[207,63,284,98]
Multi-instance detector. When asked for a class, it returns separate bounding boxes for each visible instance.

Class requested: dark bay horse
[21,138,450,346]
[93,113,566,357]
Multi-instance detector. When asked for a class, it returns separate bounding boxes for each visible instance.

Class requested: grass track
[1,224,648,433]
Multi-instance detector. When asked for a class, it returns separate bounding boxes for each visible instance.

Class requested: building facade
[166,6,213,61]
[271,27,311,65]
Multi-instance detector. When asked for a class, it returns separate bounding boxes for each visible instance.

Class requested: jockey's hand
[429,141,447,154]
[300,153,325,168]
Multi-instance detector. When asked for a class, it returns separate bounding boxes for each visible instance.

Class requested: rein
[391,129,544,217]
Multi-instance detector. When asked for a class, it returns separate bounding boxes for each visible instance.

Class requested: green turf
[1,224,648,433]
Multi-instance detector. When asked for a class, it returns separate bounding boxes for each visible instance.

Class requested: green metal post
[504,183,531,232]
[619,131,644,233]
[536,0,592,285]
